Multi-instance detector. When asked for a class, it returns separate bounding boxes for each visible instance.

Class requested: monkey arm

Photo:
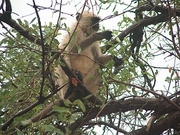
[98,55,123,74]
[71,31,112,53]
[98,55,112,65]
[73,31,123,71]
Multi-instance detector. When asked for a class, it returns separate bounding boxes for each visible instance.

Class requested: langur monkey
[27,10,123,124]
[55,11,123,100]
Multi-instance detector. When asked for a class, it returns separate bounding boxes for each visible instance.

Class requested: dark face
[76,13,81,21]
[91,17,100,31]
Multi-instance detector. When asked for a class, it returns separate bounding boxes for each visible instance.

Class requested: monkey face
[91,17,100,31]
[75,11,100,36]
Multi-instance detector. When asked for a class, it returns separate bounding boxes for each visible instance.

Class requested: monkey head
[76,11,101,36]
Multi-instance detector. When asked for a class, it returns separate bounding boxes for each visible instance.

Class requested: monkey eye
[76,12,81,21]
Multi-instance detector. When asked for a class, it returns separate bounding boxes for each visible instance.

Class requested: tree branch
[69,97,180,132]
[32,0,45,98]
[126,111,180,135]
[85,121,128,134]
[1,82,67,131]
[117,13,168,41]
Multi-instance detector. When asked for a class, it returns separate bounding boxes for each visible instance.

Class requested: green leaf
[52,105,71,114]
[41,124,54,132]
[83,94,93,100]
[73,99,86,112]
[165,77,171,83]
[76,44,82,54]
[115,37,121,43]
[30,17,36,24]
[132,87,137,95]
[21,119,32,126]
[139,112,146,120]
[63,99,72,107]
[40,124,64,134]
[16,128,24,135]
[54,128,64,135]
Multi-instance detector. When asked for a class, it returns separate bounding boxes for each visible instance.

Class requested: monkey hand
[113,56,123,68]
[103,31,112,40]
[113,56,123,74]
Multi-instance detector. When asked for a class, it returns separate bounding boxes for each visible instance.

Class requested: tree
[0,0,180,134]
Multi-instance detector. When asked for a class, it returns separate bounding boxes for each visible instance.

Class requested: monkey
[24,11,123,124]
[55,10,123,100]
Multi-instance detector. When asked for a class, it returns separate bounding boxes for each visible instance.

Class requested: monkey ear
[76,12,81,21]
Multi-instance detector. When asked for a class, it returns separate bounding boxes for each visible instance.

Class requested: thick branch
[79,31,112,50]
[30,99,63,123]
[126,111,180,135]
[0,0,11,21]
[0,17,49,47]
[117,5,180,42]
[136,5,180,16]
[103,13,169,52]
[69,97,180,131]
[117,13,168,41]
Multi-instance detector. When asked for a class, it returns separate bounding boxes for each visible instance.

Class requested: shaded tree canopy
[0,0,180,135]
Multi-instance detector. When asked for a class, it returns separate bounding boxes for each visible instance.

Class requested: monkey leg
[64,69,83,99]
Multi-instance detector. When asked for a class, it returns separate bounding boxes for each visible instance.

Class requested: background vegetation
[0,0,180,134]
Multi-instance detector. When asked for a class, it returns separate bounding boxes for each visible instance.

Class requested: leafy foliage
[0,0,180,135]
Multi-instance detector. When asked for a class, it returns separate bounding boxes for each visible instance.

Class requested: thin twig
[109,77,180,111]
[32,0,45,98]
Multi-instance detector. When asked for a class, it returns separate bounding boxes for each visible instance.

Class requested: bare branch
[32,0,46,98]
[69,97,180,132]
[126,111,180,135]
[85,121,128,134]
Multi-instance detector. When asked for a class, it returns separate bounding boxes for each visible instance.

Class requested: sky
[10,0,123,28]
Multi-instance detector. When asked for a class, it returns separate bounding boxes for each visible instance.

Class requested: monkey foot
[71,69,83,86]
